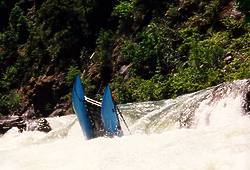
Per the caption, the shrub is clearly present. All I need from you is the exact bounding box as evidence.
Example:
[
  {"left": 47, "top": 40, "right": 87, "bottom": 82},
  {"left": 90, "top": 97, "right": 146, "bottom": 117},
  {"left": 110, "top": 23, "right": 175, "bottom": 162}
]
[
  {"left": 188, "top": 39, "right": 224, "bottom": 68},
  {"left": 221, "top": 17, "right": 246, "bottom": 37},
  {"left": 95, "top": 29, "right": 115, "bottom": 63},
  {"left": 112, "top": 0, "right": 135, "bottom": 19},
  {"left": 9, "top": 5, "right": 29, "bottom": 43},
  {"left": 0, "top": 90, "right": 21, "bottom": 115},
  {"left": 112, "top": 74, "right": 169, "bottom": 102},
  {"left": 121, "top": 20, "right": 178, "bottom": 78},
  {"left": 66, "top": 66, "right": 81, "bottom": 85},
  {"left": 225, "top": 56, "right": 250, "bottom": 80}
]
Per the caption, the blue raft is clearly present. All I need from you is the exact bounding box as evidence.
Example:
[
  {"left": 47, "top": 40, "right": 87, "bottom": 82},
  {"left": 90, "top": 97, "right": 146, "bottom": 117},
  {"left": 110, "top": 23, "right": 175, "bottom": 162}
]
[
  {"left": 72, "top": 75, "right": 93, "bottom": 139},
  {"left": 72, "top": 75, "right": 122, "bottom": 139},
  {"left": 101, "top": 85, "right": 122, "bottom": 136}
]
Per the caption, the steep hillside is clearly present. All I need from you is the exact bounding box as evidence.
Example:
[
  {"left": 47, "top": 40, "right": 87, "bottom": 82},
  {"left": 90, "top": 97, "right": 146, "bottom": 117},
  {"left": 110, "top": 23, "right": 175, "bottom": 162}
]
[{"left": 0, "top": 0, "right": 249, "bottom": 118}]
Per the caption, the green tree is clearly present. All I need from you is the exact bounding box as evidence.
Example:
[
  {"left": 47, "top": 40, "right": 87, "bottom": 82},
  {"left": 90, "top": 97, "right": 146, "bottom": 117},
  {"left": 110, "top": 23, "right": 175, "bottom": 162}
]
[{"left": 237, "top": 0, "right": 250, "bottom": 22}]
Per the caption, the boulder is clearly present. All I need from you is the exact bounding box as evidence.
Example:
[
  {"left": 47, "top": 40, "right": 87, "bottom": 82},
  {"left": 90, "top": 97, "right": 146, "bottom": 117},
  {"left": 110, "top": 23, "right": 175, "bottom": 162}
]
[
  {"left": 0, "top": 116, "right": 52, "bottom": 134},
  {"left": 0, "top": 116, "right": 26, "bottom": 134},
  {"left": 244, "top": 91, "right": 250, "bottom": 114},
  {"left": 26, "top": 118, "right": 52, "bottom": 133}
]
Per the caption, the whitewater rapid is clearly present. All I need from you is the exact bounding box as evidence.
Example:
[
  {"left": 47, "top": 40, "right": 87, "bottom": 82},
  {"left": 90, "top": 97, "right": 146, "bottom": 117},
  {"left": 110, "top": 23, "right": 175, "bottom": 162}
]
[{"left": 0, "top": 80, "right": 250, "bottom": 170}]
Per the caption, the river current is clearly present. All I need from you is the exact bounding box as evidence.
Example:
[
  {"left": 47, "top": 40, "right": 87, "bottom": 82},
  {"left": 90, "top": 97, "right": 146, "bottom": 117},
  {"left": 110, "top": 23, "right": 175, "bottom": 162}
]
[{"left": 0, "top": 79, "right": 250, "bottom": 170}]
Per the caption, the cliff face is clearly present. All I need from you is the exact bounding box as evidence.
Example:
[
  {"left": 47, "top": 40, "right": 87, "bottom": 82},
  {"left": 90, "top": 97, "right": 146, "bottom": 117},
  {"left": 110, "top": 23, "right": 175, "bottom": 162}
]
[{"left": 0, "top": 0, "right": 249, "bottom": 118}]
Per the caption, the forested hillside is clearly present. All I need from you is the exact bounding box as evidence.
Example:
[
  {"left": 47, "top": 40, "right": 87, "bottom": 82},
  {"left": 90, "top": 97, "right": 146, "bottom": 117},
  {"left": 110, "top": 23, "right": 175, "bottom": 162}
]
[{"left": 0, "top": 0, "right": 249, "bottom": 117}]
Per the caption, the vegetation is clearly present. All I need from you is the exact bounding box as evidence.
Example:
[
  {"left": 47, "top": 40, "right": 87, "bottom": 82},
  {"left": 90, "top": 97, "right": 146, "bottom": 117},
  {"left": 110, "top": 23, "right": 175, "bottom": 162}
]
[{"left": 0, "top": 0, "right": 249, "bottom": 115}]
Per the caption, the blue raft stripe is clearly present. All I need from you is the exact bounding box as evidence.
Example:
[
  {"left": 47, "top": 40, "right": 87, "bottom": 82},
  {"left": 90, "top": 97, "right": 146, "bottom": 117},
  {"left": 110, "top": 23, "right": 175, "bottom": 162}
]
[
  {"left": 72, "top": 75, "right": 93, "bottom": 139},
  {"left": 101, "top": 85, "right": 120, "bottom": 135}
]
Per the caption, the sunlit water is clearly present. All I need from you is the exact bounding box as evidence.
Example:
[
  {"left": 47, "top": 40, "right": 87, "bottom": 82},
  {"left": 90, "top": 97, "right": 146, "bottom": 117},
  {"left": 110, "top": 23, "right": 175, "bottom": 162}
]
[{"left": 0, "top": 80, "right": 250, "bottom": 170}]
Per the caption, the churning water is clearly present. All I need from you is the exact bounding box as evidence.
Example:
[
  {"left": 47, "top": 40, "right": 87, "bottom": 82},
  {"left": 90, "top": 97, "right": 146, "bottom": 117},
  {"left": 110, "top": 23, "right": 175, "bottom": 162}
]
[{"left": 0, "top": 80, "right": 250, "bottom": 170}]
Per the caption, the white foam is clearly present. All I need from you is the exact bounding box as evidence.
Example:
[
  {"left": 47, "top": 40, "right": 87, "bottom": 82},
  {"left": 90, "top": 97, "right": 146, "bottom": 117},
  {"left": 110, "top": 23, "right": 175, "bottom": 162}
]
[{"left": 0, "top": 80, "right": 249, "bottom": 170}]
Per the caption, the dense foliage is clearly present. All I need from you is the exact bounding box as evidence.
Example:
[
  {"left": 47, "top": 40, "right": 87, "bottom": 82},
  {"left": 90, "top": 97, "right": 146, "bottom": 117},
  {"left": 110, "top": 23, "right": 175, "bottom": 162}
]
[{"left": 0, "top": 0, "right": 249, "bottom": 115}]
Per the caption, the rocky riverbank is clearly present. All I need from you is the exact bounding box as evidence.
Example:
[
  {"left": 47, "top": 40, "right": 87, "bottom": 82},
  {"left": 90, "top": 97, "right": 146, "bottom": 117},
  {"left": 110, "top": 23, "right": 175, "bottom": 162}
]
[
  {"left": 0, "top": 116, "right": 51, "bottom": 134},
  {"left": 0, "top": 73, "right": 73, "bottom": 135}
]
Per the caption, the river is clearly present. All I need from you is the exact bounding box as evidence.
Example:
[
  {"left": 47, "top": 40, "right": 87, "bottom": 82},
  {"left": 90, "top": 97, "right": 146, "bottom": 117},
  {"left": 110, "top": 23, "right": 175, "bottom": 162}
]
[{"left": 0, "top": 79, "right": 250, "bottom": 170}]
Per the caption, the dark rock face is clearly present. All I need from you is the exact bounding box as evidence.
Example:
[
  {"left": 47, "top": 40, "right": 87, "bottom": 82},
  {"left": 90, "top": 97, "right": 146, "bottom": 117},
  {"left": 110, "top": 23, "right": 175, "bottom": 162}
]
[
  {"left": 18, "top": 73, "right": 70, "bottom": 118},
  {"left": 28, "top": 74, "right": 68, "bottom": 117}
]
